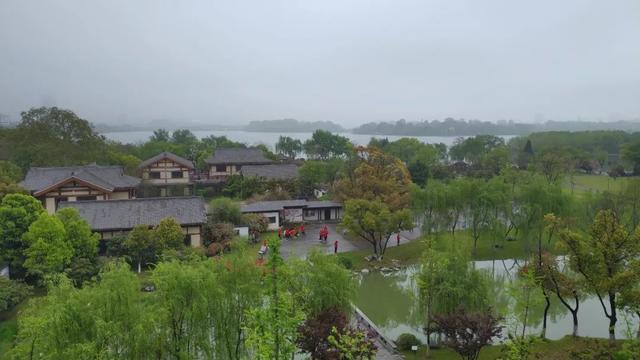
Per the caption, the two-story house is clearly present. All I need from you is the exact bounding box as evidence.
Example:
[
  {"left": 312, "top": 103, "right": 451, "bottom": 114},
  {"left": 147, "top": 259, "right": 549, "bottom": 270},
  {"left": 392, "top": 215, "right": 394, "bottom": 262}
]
[
  {"left": 20, "top": 165, "right": 140, "bottom": 214},
  {"left": 205, "top": 148, "right": 272, "bottom": 180},
  {"left": 138, "top": 152, "right": 195, "bottom": 196}
]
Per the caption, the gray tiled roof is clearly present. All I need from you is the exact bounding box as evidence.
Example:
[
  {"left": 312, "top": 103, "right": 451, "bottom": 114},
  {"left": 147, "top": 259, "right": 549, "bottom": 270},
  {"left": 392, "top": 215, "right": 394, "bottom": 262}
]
[
  {"left": 21, "top": 165, "right": 140, "bottom": 193},
  {"left": 59, "top": 196, "right": 207, "bottom": 231},
  {"left": 138, "top": 152, "right": 194, "bottom": 170},
  {"left": 306, "top": 200, "right": 343, "bottom": 209},
  {"left": 205, "top": 148, "right": 272, "bottom": 165},
  {"left": 241, "top": 199, "right": 342, "bottom": 213},
  {"left": 241, "top": 164, "right": 299, "bottom": 180}
]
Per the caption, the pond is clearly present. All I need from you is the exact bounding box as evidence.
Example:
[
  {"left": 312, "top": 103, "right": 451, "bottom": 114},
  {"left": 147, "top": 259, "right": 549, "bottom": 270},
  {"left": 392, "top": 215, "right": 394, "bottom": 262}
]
[{"left": 353, "top": 259, "right": 638, "bottom": 343}]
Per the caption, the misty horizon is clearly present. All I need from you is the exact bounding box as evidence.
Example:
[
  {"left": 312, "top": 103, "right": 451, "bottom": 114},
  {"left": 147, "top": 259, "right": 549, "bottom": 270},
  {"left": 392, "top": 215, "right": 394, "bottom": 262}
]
[{"left": 1, "top": 1, "right": 639, "bottom": 127}]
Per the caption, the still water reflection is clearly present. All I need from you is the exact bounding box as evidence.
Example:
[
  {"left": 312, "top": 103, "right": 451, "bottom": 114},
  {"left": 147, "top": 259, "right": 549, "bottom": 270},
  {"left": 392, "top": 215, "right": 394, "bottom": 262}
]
[{"left": 354, "top": 259, "right": 638, "bottom": 342}]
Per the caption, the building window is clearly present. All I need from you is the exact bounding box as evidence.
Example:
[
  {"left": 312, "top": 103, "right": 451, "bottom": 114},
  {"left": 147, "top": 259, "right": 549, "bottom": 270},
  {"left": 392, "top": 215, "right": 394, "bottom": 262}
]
[
  {"left": 77, "top": 196, "right": 97, "bottom": 201},
  {"left": 216, "top": 165, "right": 226, "bottom": 172},
  {"left": 268, "top": 216, "right": 277, "bottom": 224},
  {"left": 184, "top": 234, "right": 192, "bottom": 246},
  {"left": 149, "top": 172, "right": 161, "bottom": 179},
  {"left": 304, "top": 209, "right": 316, "bottom": 217},
  {"left": 171, "top": 171, "right": 184, "bottom": 179}
]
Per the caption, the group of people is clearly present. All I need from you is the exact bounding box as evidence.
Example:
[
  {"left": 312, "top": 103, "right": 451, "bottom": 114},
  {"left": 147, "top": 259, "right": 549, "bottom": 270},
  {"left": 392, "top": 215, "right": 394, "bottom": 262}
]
[
  {"left": 319, "top": 225, "right": 329, "bottom": 242},
  {"left": 278, "top": 224, "right": 306, "bottom": 239}
]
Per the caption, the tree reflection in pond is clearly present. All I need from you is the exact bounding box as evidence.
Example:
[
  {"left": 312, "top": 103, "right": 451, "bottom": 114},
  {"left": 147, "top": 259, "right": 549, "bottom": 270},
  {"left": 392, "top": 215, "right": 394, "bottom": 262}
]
[{"left": 354, "top": 259, "right": 638, "bottom": 342}]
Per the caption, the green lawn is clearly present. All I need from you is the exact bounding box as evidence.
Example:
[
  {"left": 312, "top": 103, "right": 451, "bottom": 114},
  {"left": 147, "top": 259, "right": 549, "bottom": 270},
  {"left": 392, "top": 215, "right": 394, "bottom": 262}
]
[
  {"left": 0, "top": 314, "right": 18, "bottom": 358},
  {"left": 339, "top": 230, "right": 552, "bottom": 271},
  {"left": 564, "top": 173, "right": 636, "bottom": 196},
  {"left": 402, "top": 336, "right": 625, "bottom": 359}
]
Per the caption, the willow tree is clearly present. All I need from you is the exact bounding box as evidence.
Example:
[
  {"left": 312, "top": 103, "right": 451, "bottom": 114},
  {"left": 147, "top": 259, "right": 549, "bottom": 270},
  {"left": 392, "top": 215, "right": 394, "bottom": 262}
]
[
  {"left": 560, "top": 210, "right": 640, "bottom": 341},
  {"left": 246, "top": 237, "right": 304, "bottom": 359},
  {"left": 417, "top": 242, "right": 491, "bottom": 351},
  {"left": 8, "top": 264, "right": 155, "bottom": 359}
]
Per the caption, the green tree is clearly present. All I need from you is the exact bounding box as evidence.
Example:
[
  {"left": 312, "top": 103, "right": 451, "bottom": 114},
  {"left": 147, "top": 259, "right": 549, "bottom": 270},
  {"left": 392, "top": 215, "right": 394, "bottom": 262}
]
[
  {"left": 209, "top": 197, "right": 243, "bottom": 224},
  {"left": 154, "top": 217, "right": 186, "bottom": 250},
  {"left": 55, "top": 207, "right": 100, "bottom": 286},
  {"left": 152, "top": 260, "right": 216, "bottom": 358},
  {"left": 9, "top": 264, "right": 155, "bottom": 359},
  {"left": 210, "top": 244, "right": 263, "bottom": 359},
  {"left": 621, "top": 138, "right": 640, "bottom": 175},
  {"left": 417, "top": 242, "right": 492, "bottom": 351},
  {"left": 22, "top": 213, "right": 74, "bottom": 282},
  {"left": 10, "top": 107, "right": 109, "bottom": 169},
  {"left": 55, "top": 208, "right": 99, "bottom": 260},
  {"left": 342, "top": 199, "right": 413, "bottom": 259},
  {"left": 300, "top": 250, "right": 354, "bottom": 316},
  {"left": 450, "top": 135, "right": 505, "bottom": 164},
  {"left": 0, "top": 277, "right": 31, "bottom": 312},
  {"left": 303, "top": 130, "right": 352, "bottom": 160},
  {"left": 0, "top": 194, "right": 44, "bottom": 279},
  {"left": 0, "top": 182, "right": 28, "bottom": 200},
  {"left": 532, "top": 149, "right": 573, "bottom": 184},
  {"left": 560, "top": 210, "right": 640, "bottom": 341},
  {"left": 150, "top": 128, "right": 170, "bottom": 142},
  {"left": 246, "top": 237, "right": 304, "bottom": 359},
  {"left": 0, "top": 160, "right": 22, "bottom": 183},
  {"left": 540, "top": 252, "right": 582, "bottom": 337},
  {"left": 506, "top": 266, "right": 545, "bottom": 340},
  {"left": 275, "top": 136, "right": 303, "bottom": 159},
  {"left": 334, "top": 146, "right": 412, "bottom": 210},
  {"left": 125, "top": 225, "right": 156, "bottom": 273},
  {"left": 411, "top": 181, "right": 448, "bottom": 236}
]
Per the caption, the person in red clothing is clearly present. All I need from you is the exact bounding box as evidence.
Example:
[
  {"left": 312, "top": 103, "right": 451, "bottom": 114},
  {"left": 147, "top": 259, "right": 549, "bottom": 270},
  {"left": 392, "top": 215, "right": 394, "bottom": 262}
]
[
  {"left": 321, "top": 227, "right": 329, "bottom": 241},
  {"left": 396, "top": 233, "right": 401, "bottom": 246},
  {"left": 333, "top": 239, "right": 339, "bottom": 254}
]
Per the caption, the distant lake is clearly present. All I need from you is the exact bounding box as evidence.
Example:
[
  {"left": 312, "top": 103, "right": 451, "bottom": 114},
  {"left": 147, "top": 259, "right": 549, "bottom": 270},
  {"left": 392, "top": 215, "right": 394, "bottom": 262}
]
[{"left": 102, "top": 130, "right": 516, "bottom": 149}]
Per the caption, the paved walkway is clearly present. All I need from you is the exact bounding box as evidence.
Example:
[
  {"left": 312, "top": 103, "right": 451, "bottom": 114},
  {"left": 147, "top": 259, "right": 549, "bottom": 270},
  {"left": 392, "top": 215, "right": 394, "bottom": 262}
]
[{"left": 278, "top": 223, "right": 422, "bottom": 260}]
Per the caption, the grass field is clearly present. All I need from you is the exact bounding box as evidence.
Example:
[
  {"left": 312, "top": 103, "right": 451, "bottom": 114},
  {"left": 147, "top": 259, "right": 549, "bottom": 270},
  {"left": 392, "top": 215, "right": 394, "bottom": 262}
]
[
  {"left": 0, "top": 314, "right": 18, "bottom": 359},
  {"left": 338, "top": 230, "right": 554, "bottom": 270},
  {"left": 564, "top": 173, "right": 637, "bottom": 196}
]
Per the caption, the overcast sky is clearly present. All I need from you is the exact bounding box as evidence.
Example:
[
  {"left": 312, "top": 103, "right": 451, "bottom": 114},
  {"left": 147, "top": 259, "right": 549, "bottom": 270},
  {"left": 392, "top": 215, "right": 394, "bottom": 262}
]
[{"left": 1, "top": 0, "right": 639, "bottom": 126}]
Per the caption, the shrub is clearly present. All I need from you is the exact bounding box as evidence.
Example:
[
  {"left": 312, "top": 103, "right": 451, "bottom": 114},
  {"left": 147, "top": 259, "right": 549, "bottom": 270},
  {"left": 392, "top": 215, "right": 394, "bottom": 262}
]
[
  {"left": 395, "top": 333, "right": 421, "bottom": 351},
  {"left": 0, "top": 277, "right": 32, "bottom": 312},
  {"left": 209, "top": 197, "right": 242, "bottom": 224},
  {"left": 241, "top": 213, "right": 269, "bottom": 234},
  {"left": 203, "top": 222, "right": 236, "bottom": 246},
  {"left": 336, "top": 255, "right": 353, "bottom": 270}
]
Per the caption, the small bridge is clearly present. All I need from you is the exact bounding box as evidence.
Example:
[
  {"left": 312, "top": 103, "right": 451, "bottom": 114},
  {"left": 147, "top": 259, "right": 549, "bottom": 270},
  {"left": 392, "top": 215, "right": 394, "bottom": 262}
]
[{"left": 352, "top": 305, "right": 404, "bottom": 359}]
